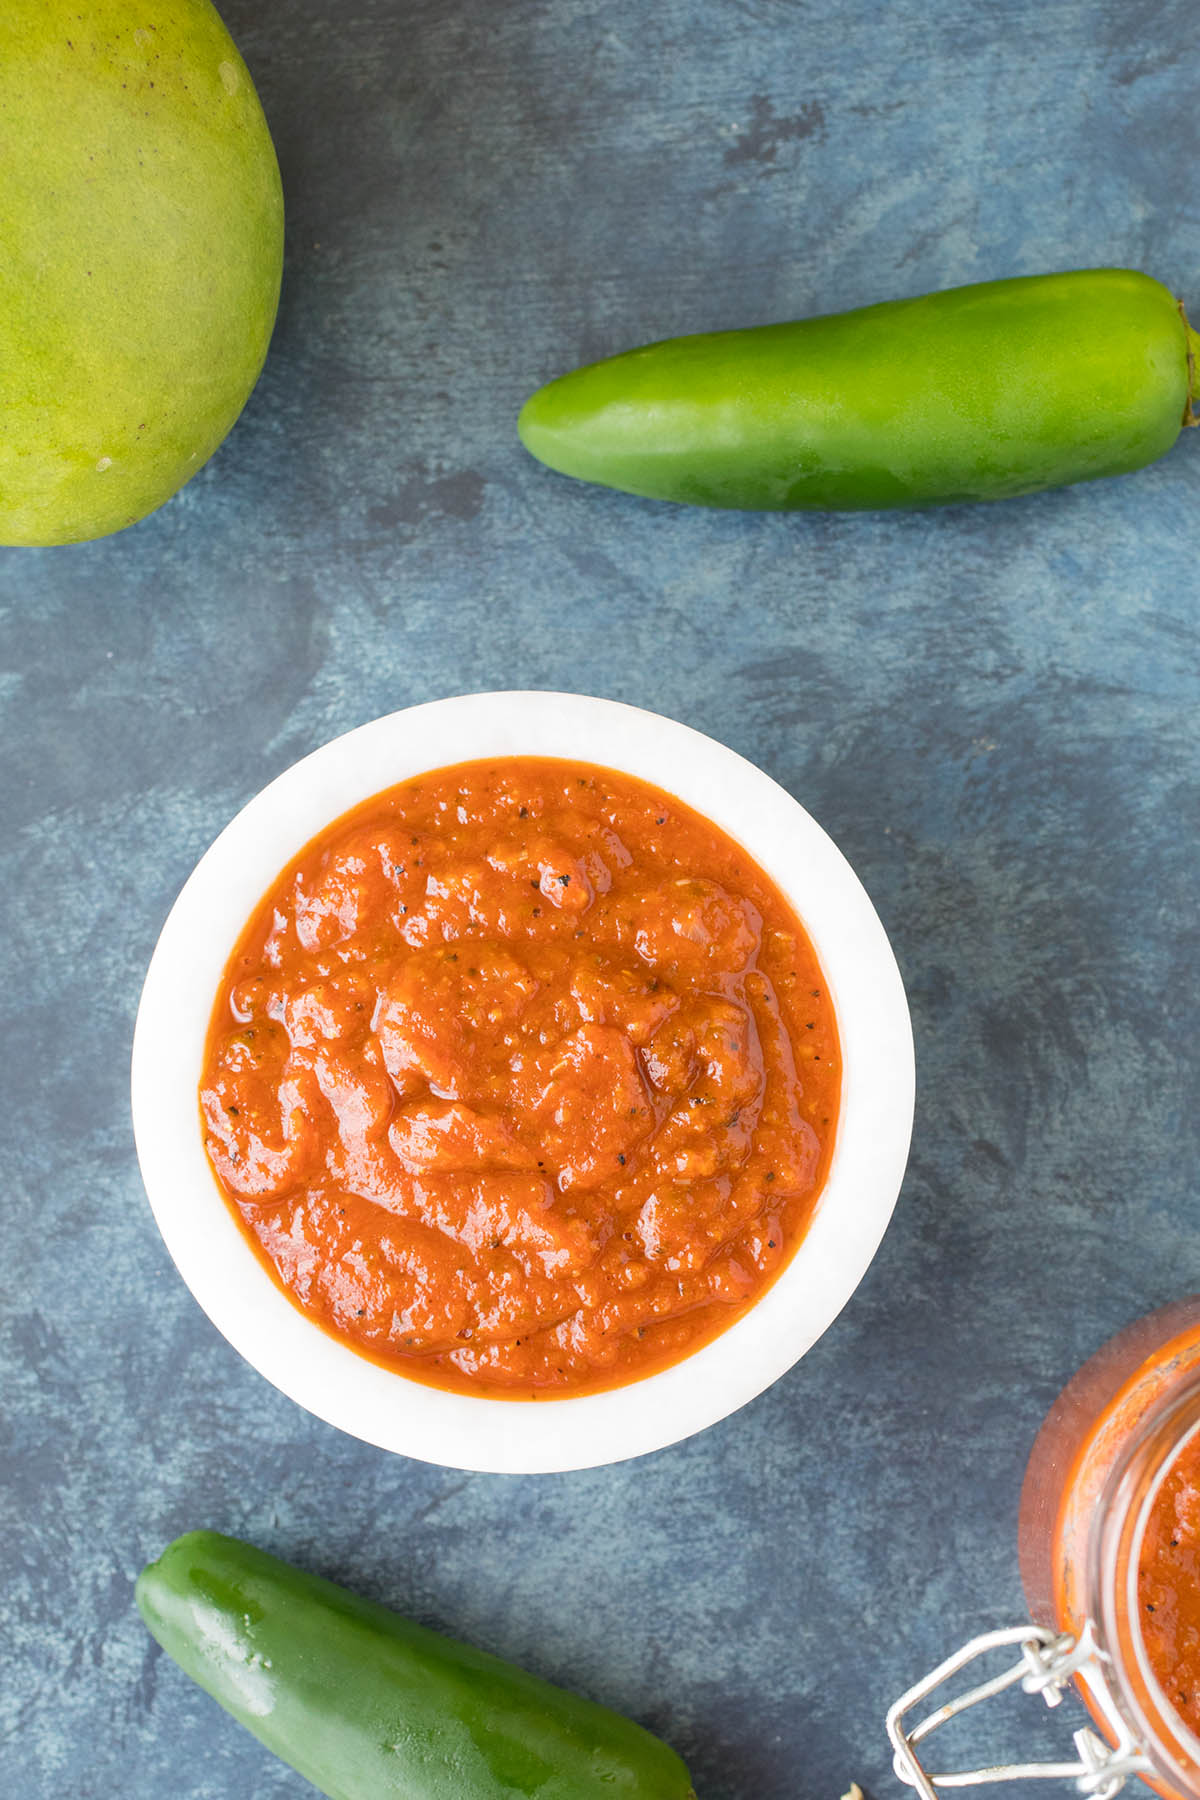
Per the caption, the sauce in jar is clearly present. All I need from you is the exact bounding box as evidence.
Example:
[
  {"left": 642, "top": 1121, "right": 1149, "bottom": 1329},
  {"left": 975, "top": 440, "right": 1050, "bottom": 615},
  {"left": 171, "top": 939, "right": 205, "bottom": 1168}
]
[
  {"left": 1020, "top": 1300, "right": 1200, "bottom": 1797},
  {"left": 199, "top": 757, "right": 841, "bottom": 1398},
  {"left": 1140, "top": 1431, "right": 1200, "bottom": 1739}
]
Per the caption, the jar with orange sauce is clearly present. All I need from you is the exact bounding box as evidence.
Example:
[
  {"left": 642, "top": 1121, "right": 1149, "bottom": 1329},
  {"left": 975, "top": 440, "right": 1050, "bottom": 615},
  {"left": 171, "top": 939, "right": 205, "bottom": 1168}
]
[{"left": 888, "top": 1299, "right": 1200, "bottom": 1800}]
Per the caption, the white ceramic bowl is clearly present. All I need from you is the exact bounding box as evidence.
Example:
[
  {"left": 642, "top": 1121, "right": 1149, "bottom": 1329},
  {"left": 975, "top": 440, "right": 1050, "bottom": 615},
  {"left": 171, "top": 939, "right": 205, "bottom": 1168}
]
[{"left": 132, "top": 692, "right": 914, "bottom": 1472}]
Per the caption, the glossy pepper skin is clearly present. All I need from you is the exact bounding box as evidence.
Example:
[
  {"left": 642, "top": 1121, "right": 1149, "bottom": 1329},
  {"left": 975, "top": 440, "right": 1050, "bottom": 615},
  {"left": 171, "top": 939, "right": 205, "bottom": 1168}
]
[
  {"left": 518, "top": 269, "right": 1199, "bottom": 509},
  {"left": 136, "top": 1532, "right": 696, "bottom": 1800}
]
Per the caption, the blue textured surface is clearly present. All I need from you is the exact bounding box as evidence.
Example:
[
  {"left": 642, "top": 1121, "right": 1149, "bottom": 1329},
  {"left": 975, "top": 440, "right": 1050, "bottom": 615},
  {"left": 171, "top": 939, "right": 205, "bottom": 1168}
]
[{"left": 3, "top": 1, "right": 1200, "bottom": 1795}]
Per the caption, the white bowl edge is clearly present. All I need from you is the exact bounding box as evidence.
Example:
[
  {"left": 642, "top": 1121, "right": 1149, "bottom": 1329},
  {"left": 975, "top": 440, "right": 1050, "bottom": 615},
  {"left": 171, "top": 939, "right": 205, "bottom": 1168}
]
[{"left": 131, "top": 691, "right": 915, "bottom": 1473}]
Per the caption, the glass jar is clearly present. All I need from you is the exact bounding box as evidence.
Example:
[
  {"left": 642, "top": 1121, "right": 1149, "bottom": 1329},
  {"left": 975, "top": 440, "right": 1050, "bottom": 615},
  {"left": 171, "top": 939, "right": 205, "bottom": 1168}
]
[{"left": 889, "top": 1299, "right": 1200, "bottom": 1800}]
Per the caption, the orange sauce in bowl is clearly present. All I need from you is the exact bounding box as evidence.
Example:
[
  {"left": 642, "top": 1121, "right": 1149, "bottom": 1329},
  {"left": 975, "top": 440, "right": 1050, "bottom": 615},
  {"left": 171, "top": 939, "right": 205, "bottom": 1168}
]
[{"left": 199, "top": 758, "right": 841, "bottom": 1398}]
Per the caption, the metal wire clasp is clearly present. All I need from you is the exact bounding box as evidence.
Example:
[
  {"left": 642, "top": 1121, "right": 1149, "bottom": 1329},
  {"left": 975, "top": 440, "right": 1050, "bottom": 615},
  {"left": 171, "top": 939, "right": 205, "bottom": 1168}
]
[{"left": 886, "top": 1623, "right": 1155, "bottom": 1800}]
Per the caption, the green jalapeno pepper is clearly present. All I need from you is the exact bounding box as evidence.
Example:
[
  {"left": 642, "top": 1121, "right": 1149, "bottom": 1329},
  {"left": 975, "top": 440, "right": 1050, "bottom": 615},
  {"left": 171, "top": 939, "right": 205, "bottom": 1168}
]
[
  {"left": 136, "top": 1531, "right": 696, "bottom": 1800},
  {"left": 518, "top": 269, "right": 1198, "bottom": 509}
]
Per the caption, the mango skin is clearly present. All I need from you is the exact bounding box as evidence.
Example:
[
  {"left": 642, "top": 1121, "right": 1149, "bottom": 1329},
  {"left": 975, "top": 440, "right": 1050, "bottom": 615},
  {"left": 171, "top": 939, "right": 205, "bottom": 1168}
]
[
  {"left": 0, "top": 0, "right": 284, "bottom": 546},
  {"left": 519, "top": 270, "right": 1197, "bottom": 510}
]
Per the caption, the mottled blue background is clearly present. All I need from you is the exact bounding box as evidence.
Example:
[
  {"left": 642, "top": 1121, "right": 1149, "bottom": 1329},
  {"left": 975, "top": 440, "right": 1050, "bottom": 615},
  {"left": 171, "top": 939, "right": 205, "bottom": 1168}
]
[{"left": 3, "top": 0, "right": 1200, "bottom": 1795}]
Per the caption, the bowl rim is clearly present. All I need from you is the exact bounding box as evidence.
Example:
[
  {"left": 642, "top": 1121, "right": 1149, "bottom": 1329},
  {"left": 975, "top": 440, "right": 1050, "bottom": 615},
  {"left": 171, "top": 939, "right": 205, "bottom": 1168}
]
[{"left": 131, "top": 690, "right": 914, "bottom": 1472}]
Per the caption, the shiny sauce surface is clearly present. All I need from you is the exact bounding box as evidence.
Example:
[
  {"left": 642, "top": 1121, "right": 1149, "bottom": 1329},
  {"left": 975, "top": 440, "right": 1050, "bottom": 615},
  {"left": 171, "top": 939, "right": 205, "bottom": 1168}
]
[{"left": 200, "top": 758, "right": 841, "bottom": 1397}]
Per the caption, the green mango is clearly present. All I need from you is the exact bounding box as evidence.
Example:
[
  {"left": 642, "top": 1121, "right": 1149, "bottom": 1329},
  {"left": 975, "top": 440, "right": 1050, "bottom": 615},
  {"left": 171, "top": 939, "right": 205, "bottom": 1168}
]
[{"left": 0, "top": 0, "right": 283, "bottom": 545}]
